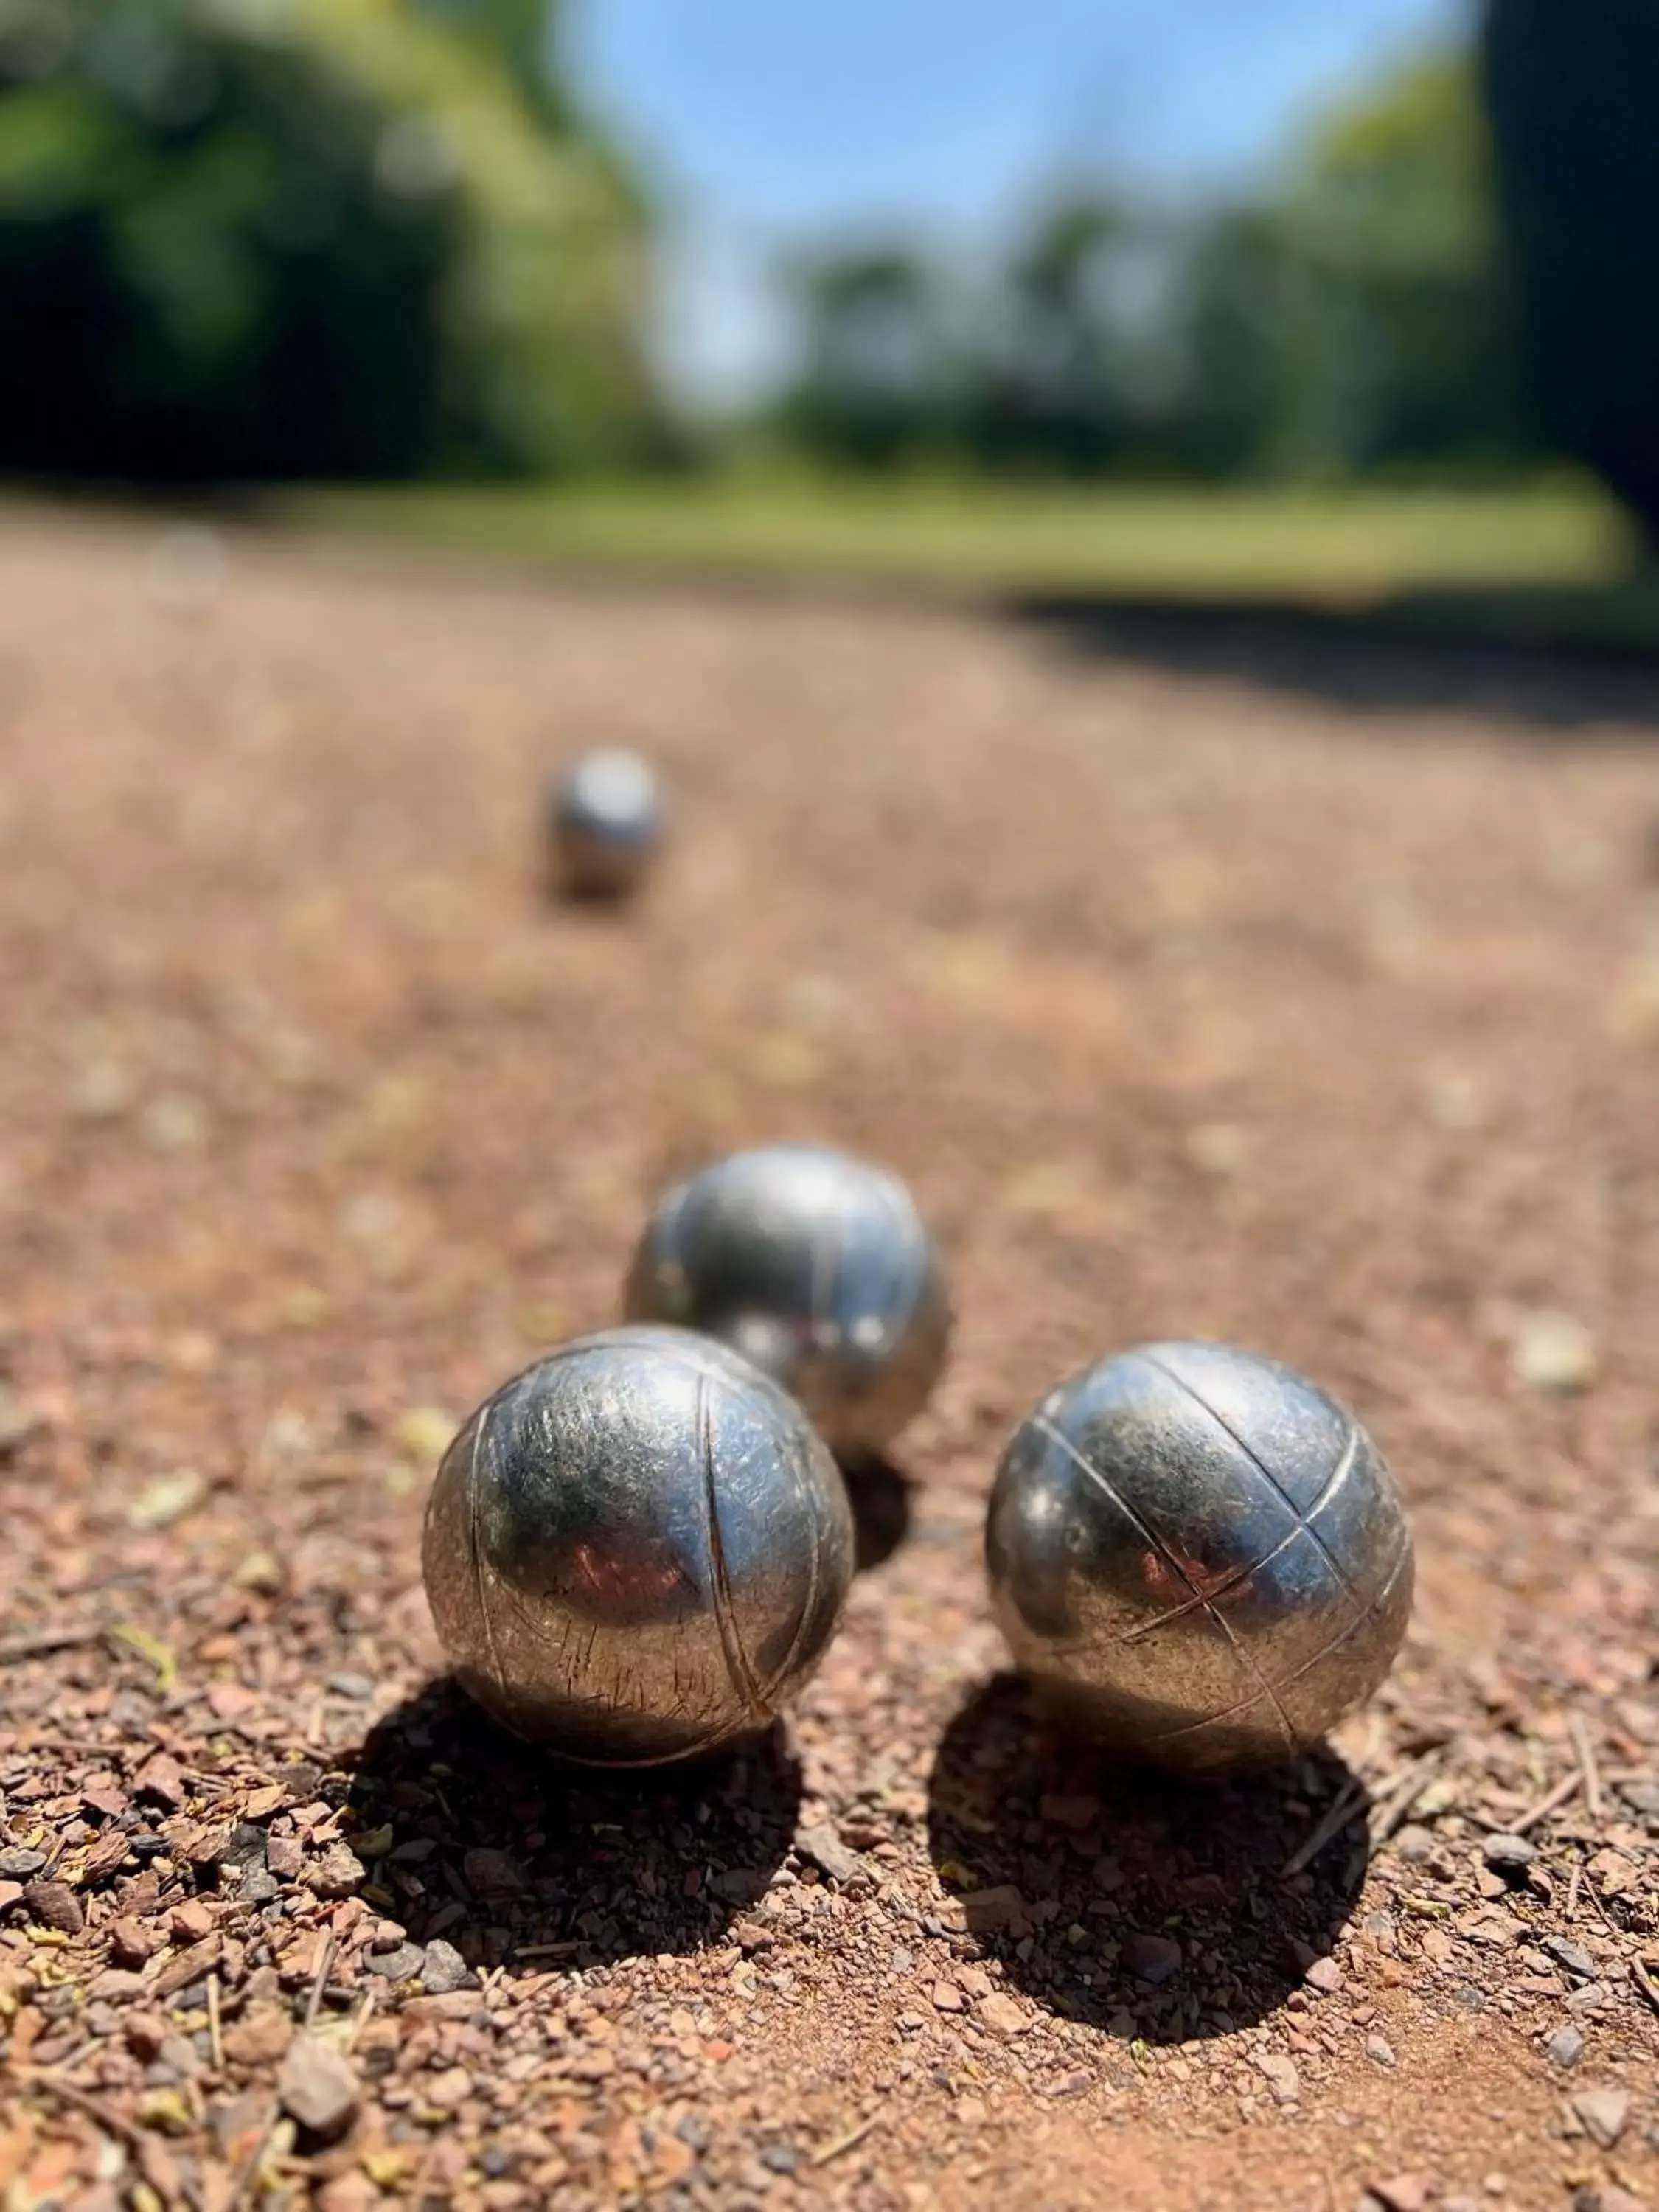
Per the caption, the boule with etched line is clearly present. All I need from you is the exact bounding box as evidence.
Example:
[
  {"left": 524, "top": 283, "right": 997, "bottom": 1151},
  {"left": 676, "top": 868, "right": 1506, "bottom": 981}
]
[
  {"left": 625, "top": 1144, "right": 950, "bottom": 1460},
  {"left": 985, "top": 1341, "right": 1413, "bottom": 1773},
  {"left": 422, "top": 1326, "right": 853, "bottom": 1765}
]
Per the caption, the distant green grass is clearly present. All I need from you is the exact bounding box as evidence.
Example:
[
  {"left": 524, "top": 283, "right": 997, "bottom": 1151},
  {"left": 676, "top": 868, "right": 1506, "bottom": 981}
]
[{"left": 282, "top": 474, "right": 1659, "bottom": 648}]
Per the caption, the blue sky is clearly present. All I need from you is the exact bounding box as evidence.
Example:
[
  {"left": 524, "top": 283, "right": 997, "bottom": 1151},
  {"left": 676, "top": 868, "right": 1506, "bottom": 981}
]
[{"left": 566, "top": 0, "right": 1469, "bottom": 408}]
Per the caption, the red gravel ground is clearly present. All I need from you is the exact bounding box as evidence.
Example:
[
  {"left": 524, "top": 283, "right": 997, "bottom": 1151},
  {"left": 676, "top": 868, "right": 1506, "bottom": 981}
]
[{"left": 1, "top": 509, "right": 1658, "bottom": 2212}]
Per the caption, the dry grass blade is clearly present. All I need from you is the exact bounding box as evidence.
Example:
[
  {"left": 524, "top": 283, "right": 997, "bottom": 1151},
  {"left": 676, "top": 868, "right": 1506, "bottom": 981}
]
[
  {"left": 1284, "top": 1775, "right": 1370, "bottom": 1879},
  {"left": 1512, "top": 1770, "right": 1583, "bottom": 1835},
  {"left": 11, "top": 2068, "right": 146, "bottom": 2147},
  {"left": 1567, "top": 1713, "right": 1604, "bottom": 1823},
  {"left": 810, "top": 2110, "right": 886, "bottom": 2168}
]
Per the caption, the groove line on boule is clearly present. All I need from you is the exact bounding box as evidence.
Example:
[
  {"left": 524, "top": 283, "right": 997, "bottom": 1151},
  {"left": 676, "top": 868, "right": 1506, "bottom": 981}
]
[
  {"left": 698, "top": 1371, "right": 767, "bottom": 1719},
  {"left": 1136, "top": 1353, "right": 1368, "bottom": 1621},
  {"left": 1032, "top": 1413, "right": 1299, "bottom": 1755}
]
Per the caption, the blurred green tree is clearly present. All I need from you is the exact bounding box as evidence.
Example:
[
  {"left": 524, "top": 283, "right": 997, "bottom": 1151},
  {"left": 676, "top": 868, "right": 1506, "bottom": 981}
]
[
  {"left": 0, "top": 0, "right": 653, "bottom": 481},
  {"left": 782, "top": 245, "right": 958, "bottom": 467},
  {"left": 1484, "top": 0, "right": 1659, "bottom": 535}
]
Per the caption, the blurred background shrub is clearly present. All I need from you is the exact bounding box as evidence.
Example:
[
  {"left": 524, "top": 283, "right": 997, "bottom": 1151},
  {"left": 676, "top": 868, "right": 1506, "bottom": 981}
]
[
  {"left": 0, "top": 0, "right": 655, "bottom": 481},
  {"left": 782, "top": 46, "right": 1537, "bottom": 489}
]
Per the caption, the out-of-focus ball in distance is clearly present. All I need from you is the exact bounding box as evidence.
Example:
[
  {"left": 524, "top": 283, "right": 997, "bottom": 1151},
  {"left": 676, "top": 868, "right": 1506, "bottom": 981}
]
[
  {"left": 986, "top": 1341, "right": 1413, "bottom": 1773},
  {"left": 422, "top": 1326, "right": 853, "bottom": 1765},
  {"left": 550, "top": 747, "right": 663, "bottom": 897},
  {"left": 624, "top": 1144, "right": 950, "bottom": 1459}
]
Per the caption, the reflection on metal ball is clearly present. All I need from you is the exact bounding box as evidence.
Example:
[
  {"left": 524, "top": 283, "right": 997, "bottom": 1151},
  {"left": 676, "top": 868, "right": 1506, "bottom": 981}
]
[
  {"left": 549, "top": 748, "right": 663, "bottom": 897},
  {"left": 422, "top": 1326, "right": 853, "bottom": 1765},
  {"left": 624, "top": 1144, "right": 950, "bottom": 1459},
  {"left": 986, "top": 1341, "right": 1413, "bottom": 1773}
]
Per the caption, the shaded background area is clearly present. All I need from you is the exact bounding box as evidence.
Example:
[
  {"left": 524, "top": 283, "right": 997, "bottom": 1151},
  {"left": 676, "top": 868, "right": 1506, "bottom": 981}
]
[{"left": 3, "top": 0, "right": 1659, "bottom": 655}]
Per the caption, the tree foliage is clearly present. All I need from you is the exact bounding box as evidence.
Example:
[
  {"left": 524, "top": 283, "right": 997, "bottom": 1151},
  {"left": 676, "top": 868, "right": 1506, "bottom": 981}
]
[
  {"left": 783, "top": 48, "right": 1536, "bottom": 485},
  {"left": 0, "top": 0, "right": 653, "bottom": 481}
]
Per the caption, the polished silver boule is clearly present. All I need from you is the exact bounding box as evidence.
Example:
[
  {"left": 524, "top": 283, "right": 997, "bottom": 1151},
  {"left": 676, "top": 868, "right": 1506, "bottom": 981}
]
[
  {"left": 549, "top": 747, "right": 663, "bottom": 897},
  {"left": 422, "top": 1326, "right": 853, "bottom": 1765},
  {"left": 986, "top": 1341, "right": 1413, "bottom": 1773},
  {"left": 624, "top": 1144, "right": 950, "bottom": 1459}
]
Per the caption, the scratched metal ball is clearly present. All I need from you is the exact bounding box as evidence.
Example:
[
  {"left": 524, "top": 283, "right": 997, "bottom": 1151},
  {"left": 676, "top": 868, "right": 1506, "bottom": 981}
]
[
  {"left": 422, "top": 1326, "right": 854, "bottom": 1765},
  {"left": 624, "top": 1144, "right": 950, "bottom": 1458},
  {"left": 986, "top": 1342, "right": 1413, "bottom": 1773},
  {"left": 549, "top": 748, "right": 663, "bottom": 897}
]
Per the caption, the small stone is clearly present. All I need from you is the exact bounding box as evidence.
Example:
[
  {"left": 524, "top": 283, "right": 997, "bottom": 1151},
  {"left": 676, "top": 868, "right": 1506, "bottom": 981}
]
[
  {"left": 278, "top": 2034, "right": 360, "bottom": 2141},
  {"left": 327, "top": 1673, "right": 374, "bottom": 1701},
  {"left": 1253, "top": 2051, "right": 1300, "bottom": 2104},
  {"left": 1618, "top": 1780, "right": 1659, "bottom": 1818},
  {"left": 424, "top": 2065, "right": 473, "bottom": 2111},
  {"left": 1037, "top": 1793, "right": 1100, "bottom": 1833},
  {"left": 363, "top": 1943, "right": 424, "bottom": 1982},
  {"left": 420, "top": 1939, "right": 477, "bottom": 1996},
  {"left": 461, "top": 1848, "right": 525, "bottom": 1896},
  {"left": 220, "top": 1824, "right": 268, "bottom": 1871},
  {"left": 1511, "top": 1312, "right": 1597, "bottom": 1394},
  {"left": 979, "top": 1993, "right": 1027, "bottom": 2037},
  {"left": 1365, "top": 2034, "right": 1397, "bottom": 2069},
  {"left": 931, "top": 1981, "right": 964, "bottom": 2013},
  {"left": 1572, "top": 2087, "right": 1631, "bottom": 2149},
  {"left": 126, "top": 1469, "right": 207, "bottom": 1530},
  {"left": 1121, "top": 1932, "right": 1182, "bottom": 1986},
  {"left": 223, "top": 2010, "right": 293, "bottom": 2067},
  {"left": 1481, "top": 1834, "right": 1536, "bottom": 1882},
  {"left": 0, "top": 1849, "right": 46, "bottom": 1879},
  {"left": 1393, "top": 1825, "right": 1434, "bottom": 1864},
  {"left": 108, "top": 1919, "right": 160, "bottom": 1969},
  {"left": 759, "top": 2146, "right": 797, "bottom": 2175},
  {"left": 23, "top": 1880, "right": 83, "bottom": 1934},
  {"left": 1548, "top": 2025, "right": 1586, "bottom": 2069},
  {"left": 1543, "top": 1938, "right": 1599, "bottom": 1983},
  {"left": 1367, "top": 2177, "right": 1430, "bottom": 2212},
  {"left": 171, "top": 1900, "right": 215, "bottom": 1944},
  {"left": 796, "top": 1823, "right": 860, "bottom": 1886},
  {"left": 307, "top": 1843, "right": 366, "bottom": 1899},
  {"left": 134, "top": 1755, "right": 187, "bottom": 1811},
  {"left": 240, "top": 1868, "right": 280, "bottom": 1906},
  {"left": 1305, "top": 1956, "right": 1343, "bottom": 1994}
]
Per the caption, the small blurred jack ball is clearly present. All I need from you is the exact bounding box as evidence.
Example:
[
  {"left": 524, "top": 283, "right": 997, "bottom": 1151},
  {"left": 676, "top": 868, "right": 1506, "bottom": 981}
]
[{"left": 549, "top": 746, "right": 664, "bottom": 900}]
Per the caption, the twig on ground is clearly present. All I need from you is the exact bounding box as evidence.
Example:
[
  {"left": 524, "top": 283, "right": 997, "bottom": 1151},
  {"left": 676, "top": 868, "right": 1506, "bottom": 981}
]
[
  {"left": 1283, "top": 1775, "right": 1370, "bottom": 1879},
  {"left": 347, "top": 1986, "right": 378, "bottom": 2051},
  {"left": 206, "top": 1972, "right": 224, "bottom": 2073},
  {"left": 0, "top": 1626, "right": 104, "bottom": 1665},
  {"left": 810, "top": 2110, "right": 885, "bottom": 2169},
  {"left": 1513, "top": 1771, "right": 1582, "bottom": 1835},
  {"left": 1368, "top": 1750, "right": 1444, "bottom": 1848},
  {"left": 304, "top": 1933, "right": 338, "bottom": 2030},
  {"left": 1567, "top": 1713, "right": 1604, "bottom": 1824},
  {"left": 1630, "top": 1958, "right": 1659, "bottom": 2020},
  {"left": 1565, "top": 1859, "right": 1582, "bottom": 1921},
  {"left": 11, "top": 2067, "right": 147, "bottom": 2146}
]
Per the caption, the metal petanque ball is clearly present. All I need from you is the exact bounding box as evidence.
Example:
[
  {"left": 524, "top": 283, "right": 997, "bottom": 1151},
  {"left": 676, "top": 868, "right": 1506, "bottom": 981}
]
[
  {"left": 549, "top": 747, "right": 663, "bottom": 898},
  {"left": 624, "top": 1144, "right": 950, "bottom": 1459},
  {"left": 986, "top": 1341, "right": 1413, "bottom": 1773},
  {"left": 422, "top": 1326, "right": 854, "bottom": 1765}
]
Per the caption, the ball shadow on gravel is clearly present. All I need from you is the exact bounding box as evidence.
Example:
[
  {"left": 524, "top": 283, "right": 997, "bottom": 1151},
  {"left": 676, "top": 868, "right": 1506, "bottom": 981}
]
[
  {"left": 926, "top": 1675, "right": 1367, "bottom": 2045},
  {"left": 345, "top": 1677, "right": 801, "bottom": 1977},
  {"left": 838, "top": 1453, "right": 914, "bottom": 1573}
]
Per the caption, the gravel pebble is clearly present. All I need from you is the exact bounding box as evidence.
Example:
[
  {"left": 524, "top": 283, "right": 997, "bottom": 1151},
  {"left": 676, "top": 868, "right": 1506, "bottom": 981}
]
[
  {"left": 1543, "top": 1938, "right": 1599, "bottom": 1982},
  {"left": 1547, "top": 2025, "right": 1586, "bottom": 2068},
  {"left": 420, "top": 1939, "right": 477, "bottom": 1996},
  {"left": 278, "top": 2035, "right": 360, "bottom": 2141},
  {"left": 1121, "top": 1932, "right": 1182, "bottom": 1986},
  {"left": 1481, "top": 1834, "right": 1536, "bottom": 1880}
]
